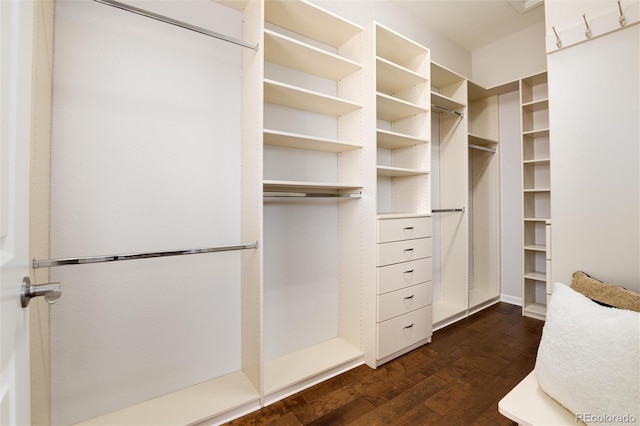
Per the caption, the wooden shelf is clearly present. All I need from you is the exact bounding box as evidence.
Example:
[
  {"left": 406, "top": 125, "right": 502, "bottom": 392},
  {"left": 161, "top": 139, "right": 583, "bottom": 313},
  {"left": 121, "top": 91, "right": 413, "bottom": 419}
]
[
  {"left": 432, "top": 300, "right": 467, "bottom": 327},
  {"left": 264, "top": 30, "right": 362, "bottom": 81},
  {"left": 264, "top": 0, "right": 362, "bottom": 49},
  {"left": 263, "top": 180, "right": 362, "bottom": 192},
  {"left": 523, "top": 302, "right": 547, "bottom": 319},
  {"left": 522, "top": 98, "right": 549, "bottom": 112},
  {"left": 522, "top": 128, "right": 550, "bottom": 138},
  {"left": 264, "top": 129, "right": 361, "bottom": 153},
  {"left": 377, "top": 165, "right": 429, "bottom": 177},
  {"left": 469, "top": 133, "right": 498, "bottom": 146},
  {"left": 377, "top": 92, "right": 427, "bottom": 122},
  {"left": 469, "top": 287, "right": 500, "bottom": 310},
  {"left": 264, "top": 79, "right": 362, "bottom": 117},
  {"left": 468, "top": 79, "right": 519, "bottom": 101},
  {"left": 376, "top": 57, "right": 426, "bottom": 95},
  {"left": 431, "top": 62, "right": 465, "bottom": 89},
  {"left": 376, "top": 129, "right": 427, "bottom": 150},
  {"left": 78, "top": 371, "right": 259, "bottom": 426},
  {"left": 431, "top": 91, "right": 465, "bottom": 112},
  {"left": 263, "top": 338, "right": 363, "bottom": 404},
  {"left": 523, "top": 158, "right": 550, "bottom": 165},
  {"left": 523, "top": 188, "right": 551, "bottom": 192},
  {"left": 377, "top": 212, "right": 431, "bottom": 220},
  {"left": 376, "top": 24, "right": 427, "bottom": 71},
  {"left": 524, "top": 271, "right": 546, "bottom": 281},
  {"left": 524, "top": 244, "right": 546, "bottom": 252}
]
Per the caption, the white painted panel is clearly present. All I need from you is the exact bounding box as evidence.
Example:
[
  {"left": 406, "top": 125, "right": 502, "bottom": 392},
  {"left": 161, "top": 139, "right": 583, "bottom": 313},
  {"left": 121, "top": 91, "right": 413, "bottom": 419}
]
[
  {"left": 263, "top": 199, "right": 339, "bottom": 361},
  {"left": 48, "top": 1, "right": 243, "bottom": 424},
  {"left": 499, "top": 90, "right": 523, "bottom": 302},
  {"left": 548, "top": 25, "right": 639, "bottom": 291}
]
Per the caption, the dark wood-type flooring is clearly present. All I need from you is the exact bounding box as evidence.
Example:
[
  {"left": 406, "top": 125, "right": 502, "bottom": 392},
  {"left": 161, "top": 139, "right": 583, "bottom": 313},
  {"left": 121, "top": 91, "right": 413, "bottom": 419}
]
[{"left": 226, "top": 302, "right": 544, "bottom": 426}]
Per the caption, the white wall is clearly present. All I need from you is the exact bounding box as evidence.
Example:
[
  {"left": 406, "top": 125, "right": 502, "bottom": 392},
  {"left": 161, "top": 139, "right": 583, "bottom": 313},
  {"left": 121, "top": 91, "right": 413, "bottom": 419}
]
[
  {"left": 311, "top": 0, "right": 472, "bottom": 77},
  {"left": 472, "top": 22, "right": 547, "bottom": 87},
  {"left": 545, "top": 1, "right": 640, "bottom": 290}
]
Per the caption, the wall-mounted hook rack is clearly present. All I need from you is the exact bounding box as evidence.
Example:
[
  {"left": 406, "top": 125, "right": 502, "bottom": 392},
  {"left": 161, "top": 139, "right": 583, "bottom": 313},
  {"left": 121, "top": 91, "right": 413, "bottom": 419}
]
[
  {"left": 582, "top": 14, "right": 592, "bottom": 38},
  {"left": 618, "top": 0, "right": 627, "bottom": 26},
  {"left": 552, "top": 26, "right": 562, "bottom": 48}
]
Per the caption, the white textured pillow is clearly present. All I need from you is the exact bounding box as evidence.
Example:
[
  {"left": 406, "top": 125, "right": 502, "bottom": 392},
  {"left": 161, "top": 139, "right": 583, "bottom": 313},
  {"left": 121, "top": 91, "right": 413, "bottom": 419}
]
[{"left": 535, "top": 282, "right": 640, "bottom": 426}]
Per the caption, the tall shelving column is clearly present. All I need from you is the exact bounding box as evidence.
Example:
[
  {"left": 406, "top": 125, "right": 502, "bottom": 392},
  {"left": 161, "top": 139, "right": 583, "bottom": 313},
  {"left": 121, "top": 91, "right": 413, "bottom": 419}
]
[
  {"left": 467, "top": 82, "right": 502, "bottom": 313},
  {"left": 261, "top": 0, "right": 366, "bottom": 404},
  {"left": 520, "top": 71, "right": 550, "bottom": 320},
  {"left": 430, "top": 63, "right": 468, "bottom": 330},
  {"left": 365, "top": 22, "right": 432, "bottom": 368}
]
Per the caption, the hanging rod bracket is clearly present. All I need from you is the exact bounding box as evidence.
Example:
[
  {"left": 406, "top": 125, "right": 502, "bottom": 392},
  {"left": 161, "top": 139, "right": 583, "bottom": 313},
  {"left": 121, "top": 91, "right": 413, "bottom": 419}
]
[{"left": 93, "top": 0, "right": 259, "bottom": 50}]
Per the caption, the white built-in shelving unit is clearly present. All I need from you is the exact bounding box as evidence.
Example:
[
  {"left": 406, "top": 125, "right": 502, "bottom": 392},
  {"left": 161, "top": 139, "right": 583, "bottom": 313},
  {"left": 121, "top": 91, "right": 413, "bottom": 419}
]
[
  {"left": 261, "top": 0, "right": 366, "bottom": 405},
  {"left": 467, "top": 81, "right": 502, "bottom": 313},
  {"left": 366, "top": 23, "right": 433, "bottom": 368},
  {"left": 430, "top": 62, "right": 469, "bottom": 329},
  {"left": 520, "top": 71, "right": 551, "bottom": 320}
]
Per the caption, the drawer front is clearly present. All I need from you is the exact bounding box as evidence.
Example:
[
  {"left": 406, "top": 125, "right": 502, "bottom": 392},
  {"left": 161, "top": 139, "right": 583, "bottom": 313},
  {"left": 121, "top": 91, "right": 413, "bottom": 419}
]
[
  {"left": 377, "top": 282, "right": 432, "bottom": 322},
  {"left": 377, "top": 306, "right": 432, "bottom": 360},
  {"left": 377, "top": 238, "right": 432, "bottom": 267},
  {"left": 377, "top": 216, "right": 433, "bottom": 243},
  {"left": 377, "top": 257, "right": 433, "bottom": 294}
]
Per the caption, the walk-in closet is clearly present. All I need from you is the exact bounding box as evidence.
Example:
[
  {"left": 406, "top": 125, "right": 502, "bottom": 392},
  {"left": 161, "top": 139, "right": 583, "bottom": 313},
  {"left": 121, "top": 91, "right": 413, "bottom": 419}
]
[{"left": 32, "top": 1, "right": 511, "bottom": 422}]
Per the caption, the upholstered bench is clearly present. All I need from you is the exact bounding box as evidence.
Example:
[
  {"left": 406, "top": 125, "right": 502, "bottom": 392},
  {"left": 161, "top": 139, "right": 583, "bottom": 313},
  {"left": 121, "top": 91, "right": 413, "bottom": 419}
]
[{"left": 499, "top": 273, "right": 640, "bottom": 426}]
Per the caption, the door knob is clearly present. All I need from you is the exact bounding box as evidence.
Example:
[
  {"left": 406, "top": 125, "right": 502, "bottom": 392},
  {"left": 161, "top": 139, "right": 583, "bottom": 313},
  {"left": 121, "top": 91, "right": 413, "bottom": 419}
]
[{"left": 21, "top": 276, "right": 61, "bottom": 308}]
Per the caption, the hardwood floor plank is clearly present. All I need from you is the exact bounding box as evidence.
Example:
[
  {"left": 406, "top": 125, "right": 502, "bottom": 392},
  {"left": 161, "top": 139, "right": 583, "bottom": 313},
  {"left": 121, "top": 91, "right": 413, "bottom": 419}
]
[{"left": 224, "top": 303, "right": 544, "bottom": 425}]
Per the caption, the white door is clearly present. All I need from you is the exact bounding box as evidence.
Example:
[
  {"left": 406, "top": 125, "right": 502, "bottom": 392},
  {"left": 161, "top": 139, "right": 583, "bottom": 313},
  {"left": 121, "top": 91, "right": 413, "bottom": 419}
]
[{"left": 0, "top": 0, "right": 35, "bottom": 424}]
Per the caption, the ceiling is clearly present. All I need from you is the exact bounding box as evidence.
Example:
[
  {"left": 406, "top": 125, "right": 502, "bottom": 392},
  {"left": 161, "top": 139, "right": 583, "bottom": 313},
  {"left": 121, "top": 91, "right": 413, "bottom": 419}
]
[{"left": 391, "top": 0, "right": 546, "bottom": 51}]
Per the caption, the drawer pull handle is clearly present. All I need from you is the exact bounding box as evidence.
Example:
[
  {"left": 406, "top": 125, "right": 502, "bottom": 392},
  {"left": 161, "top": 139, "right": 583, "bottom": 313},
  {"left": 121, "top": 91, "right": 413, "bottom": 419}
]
[
  {"left": 403, "top": 227, "right": 414, "bottom": 230},
  {"left": 403, "top": 323, "right": 414, "bottom": 329},
  {"left": 403, "top": 294, "right": 414, "bottom": 300},
  {"left": 403, "top": 248, "right": 414, "bottom": 252},
  {"left": 404, "top": 269, "right": 414, "bottom": 274}
]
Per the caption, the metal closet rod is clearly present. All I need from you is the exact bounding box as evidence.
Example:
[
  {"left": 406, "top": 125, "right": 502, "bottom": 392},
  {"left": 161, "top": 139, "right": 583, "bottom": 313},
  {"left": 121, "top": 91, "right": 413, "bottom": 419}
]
[
  {"left": 93, "top": 0, "right": 259, "bottom": 50},
  {"left": 432, "top": 207, "right": 466, "bottom": 213},
  {"left": 431, "top": 104, "right": 464, "bottom": 118},
  {"left": 264, "top": 192, "right": 362, "bottom": 198},
  {"left": 33, "top": 242, "right": 258, "bottom": 269},
  {"left": 469, "top": 144, "right": 496, "bottom": 153}
]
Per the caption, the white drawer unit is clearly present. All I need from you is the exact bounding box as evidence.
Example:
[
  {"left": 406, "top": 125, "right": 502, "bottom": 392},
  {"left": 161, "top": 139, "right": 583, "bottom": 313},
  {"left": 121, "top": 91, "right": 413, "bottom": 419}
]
[
  {"left": 377, "top": 306, "right": 433, "bottom": 360},
  {"left": 377, "top": 237, "right": 432, "bottom": 267},
  {"left": 377, "top": 282, "right": 433, "bottom": 322},
  {"left": 377, "top": 216, "right": 433, "bottom": 243},
  {"left": 377, "top": 257, "right": 433, "bottom": 294},
  {"left": 375, "top": 216, "right": 433, "bottom": 365}
]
